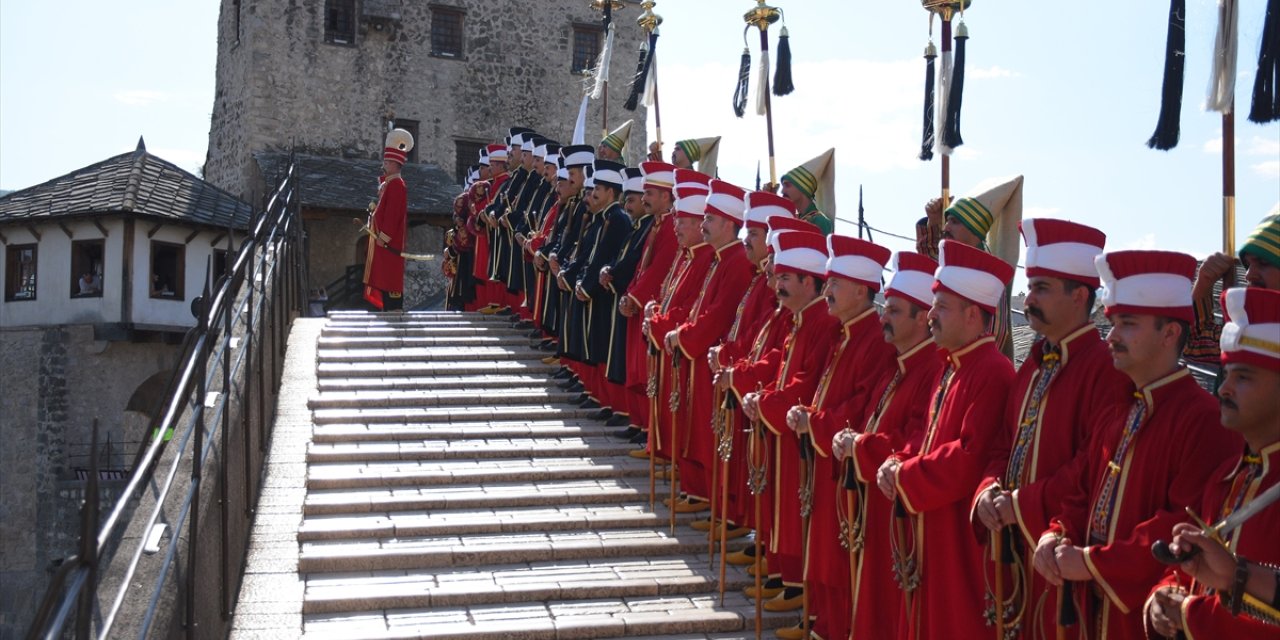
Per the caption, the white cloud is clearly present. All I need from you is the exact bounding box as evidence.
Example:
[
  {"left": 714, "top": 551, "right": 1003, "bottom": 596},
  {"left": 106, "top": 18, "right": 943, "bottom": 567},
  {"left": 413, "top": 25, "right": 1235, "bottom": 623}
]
[
  {"left": 113, "top": 90, "right": 169, "bottom": 106},
  {"left": 1122, "top": 232, "right": 1158, "bottom": 250},
  {"left": 1203, "top": 137, "right": 1223, "bottom": 154},
  {"left": 952, "top": 146, "right": 981, "bottom": 160},
  {"left": 1252, "top": 160, "right": 1280, "bottom": 178},
  {"left": 1245, "top": 136, "right": 1280, "bottom": 157},
  {"left": 969, "top": 66, "right": 1021, "bottom": 80}
]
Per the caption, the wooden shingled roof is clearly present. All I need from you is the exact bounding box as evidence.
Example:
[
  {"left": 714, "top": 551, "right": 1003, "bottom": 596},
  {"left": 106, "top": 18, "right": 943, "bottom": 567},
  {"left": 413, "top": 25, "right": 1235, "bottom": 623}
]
[{"left": 0, "top": 138, "right": 253, "bottom": 230}]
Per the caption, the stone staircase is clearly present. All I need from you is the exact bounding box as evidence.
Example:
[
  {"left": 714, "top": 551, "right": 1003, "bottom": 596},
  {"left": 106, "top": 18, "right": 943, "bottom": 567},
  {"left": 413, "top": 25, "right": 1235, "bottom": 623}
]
[{"left": 234, "top": 310, "right": 794, "bottom": 639}]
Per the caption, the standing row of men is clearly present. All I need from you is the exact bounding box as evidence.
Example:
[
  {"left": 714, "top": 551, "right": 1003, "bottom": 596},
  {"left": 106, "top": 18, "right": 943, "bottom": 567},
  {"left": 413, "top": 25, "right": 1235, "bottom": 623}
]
[{"left": 440, "top": 122, "right": 1280, "bottom": 640}]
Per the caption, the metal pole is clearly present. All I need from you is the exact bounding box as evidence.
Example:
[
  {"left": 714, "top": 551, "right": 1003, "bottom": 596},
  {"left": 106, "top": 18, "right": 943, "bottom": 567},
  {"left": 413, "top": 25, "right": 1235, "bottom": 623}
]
[{"left": 186, "top": 263, "right": 211, "bottom": 637}]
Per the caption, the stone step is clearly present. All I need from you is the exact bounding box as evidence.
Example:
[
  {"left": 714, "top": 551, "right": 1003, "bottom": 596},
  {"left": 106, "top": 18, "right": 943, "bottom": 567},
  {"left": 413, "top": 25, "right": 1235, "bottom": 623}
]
[
  {"left": 306, "top": 455, "right": 650, "bottom": 489},
  {"left": 317, "top": 360, "right": 560, "bottom": 379},
  {"left": 298, "top": 529, "right": 721, "bottom": 573},
  {"left": 311, "top": 405, "right": 600, "bottom": 426},
  {"left": 302, "top": 590, "right": 795, "bottom": 639},
  {"left": 311, "top": 420, "right": 625, "bottom": 443},
  {"left": 308, "top": 388, "right": 579, "bottom": 410},
  {"left": 325, "top": 314, "right": 517, "bottom": 327},
  {"left": 301, "top": 556, "right": 762, "bottom": 615},
  {"left": 317, "top": 375, "right": 560, "bottom": 393},
  {"left": 322, "top": 326, "right": 529, "bottom": 338},
  {"left": 307, "top": 437, "right": 638, "bottom": 464},
  {"left": 317, "top": 335, "right": 532, "bottom": 349},
  {"left": 317, "top": 346, "right": 547, "bottom": 363},
  {"left": 298, "top": 505, "right": 694, "bottom": 542},
  {"left": 303, "top": 477, "right": 651, "bottom": 516}
]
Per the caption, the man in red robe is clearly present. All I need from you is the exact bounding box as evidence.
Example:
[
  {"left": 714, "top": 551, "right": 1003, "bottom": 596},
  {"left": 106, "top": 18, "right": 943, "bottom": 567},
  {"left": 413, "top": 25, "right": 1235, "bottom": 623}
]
[
  {"left": 782, "top": 234, "right": 897, "bottom": 640},
  {"left": 616, "top": 161, "right": 678, "bottom": 446},
  {"left": 833, "top": 251, "right": 945, "bottom": 640},
  {"left": 659, "top": 179, "right": 754, "bottom": 510},
  {"left": 971, "top": 219, "right": 1131, "bottom": 639},
  {"left": 1146, "top": 287, "right": 1280, "bottom": 639},
  {"left": 642, "top": 170, "right": 714, "bottom": 477},
  {"left": 363, "top": 128, "right": 413, "bottom": 310},
  {"left": 707, "top": 192, "right": 793, "bottom": 539},
  {"left": 471, "top": 141, "right": 510, "bottom": 310},
  {"left": 1032, "top": 250, "right": 1240, "bottom": 640},
  {"left": 741, "top": 230, "right": 840, "bottom": 612},
  {"left": 877, "top": 240, "right": 1017, "bottom": 639}
]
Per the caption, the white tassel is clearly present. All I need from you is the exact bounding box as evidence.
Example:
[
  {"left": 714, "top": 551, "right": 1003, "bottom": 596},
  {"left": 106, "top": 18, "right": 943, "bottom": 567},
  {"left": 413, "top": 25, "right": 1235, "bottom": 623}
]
[
  {"left": 936, "top": 49, "right": 954, "bottom": 156},
  {"left": 755, "top": 48, "right": 771, "bottom": 116},
  {"left": 591, "top": 24, "right": 616, "bottom": 100},
  {"left": 1206, "top": 0, "right": 1239, "bottom": 113},
  {"left": 572, "top": 93, "right": 590, "bottom": 145},
  {"left": 643, "top": 48, "right": 658, "bottom": 108}
]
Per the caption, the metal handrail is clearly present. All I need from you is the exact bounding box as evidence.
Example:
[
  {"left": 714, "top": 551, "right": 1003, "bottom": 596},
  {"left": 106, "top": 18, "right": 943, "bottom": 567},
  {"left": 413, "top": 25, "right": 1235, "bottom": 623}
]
[{"left": 26, "top": 161, "right": 306, "bottom": 640}]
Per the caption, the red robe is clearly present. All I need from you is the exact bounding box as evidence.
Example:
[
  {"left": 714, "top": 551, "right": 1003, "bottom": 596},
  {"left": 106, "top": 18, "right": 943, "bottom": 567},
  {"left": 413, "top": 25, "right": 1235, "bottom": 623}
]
[
  {"left": 646, "top": 242, "right": 713, "bottom": 460},
  {"left": 849, "top": 337, "right": 945, "bottom": 640},
  {"left": 363, "top": 174, "right": 407, "bottom": 309},
  {"left": 802, "top": 307, "right": 898, "bottom": 640},
  {"left": 469, "top": 175, "right": 502, "bottom": 283},
  {"left": 623, "top": 214, "right": 677, "bottom": 425},
  {"left": 1144, "top": 441, "right": 1280, "bottom": 639},
  {"left": 724, "top": 305, "right": 793, "bottom": 532},
  {"left": 715, "top": 268, "right": 778, "bottom": 526},
  {"left": 668, "top": 241, "right": 754, "bottom": 501},
  {"left": 894, "top": 336, "right": 1015, "bottom": 639},
  {"left": 970, "top": 323, "right": 1132, "bottom": 640},
  {"left": 753, "top": 297, "right": 840, "bottom": 586},
  {"left": 529, "top": 200, "right": 562, "bottom": 325},
  {"left": 1044, "top": 368, "right": 1239, "bottom": 640}
]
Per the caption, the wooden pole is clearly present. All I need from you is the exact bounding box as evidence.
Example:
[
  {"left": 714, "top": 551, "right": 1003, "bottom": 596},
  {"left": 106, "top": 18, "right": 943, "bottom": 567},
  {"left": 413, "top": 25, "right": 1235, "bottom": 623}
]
[
  {"left": 993, "top": 529, "right": 1005, "bottom": 639},
  {"left": 708, "top": 389, "right": 722, "bottom": 566},
  {"left": 1223, "top": 106, "right": 1237, "bottom": 258},
  {"left": 940, "top": 13, "right": 953, "bottom": 206},
  {"left": 759, "top": 27, "right": 778, "bottom": 187},
  {"left": 718, "top": 411, "right": 733, "bottom": 605},
  {"left": 669, "top": 358, "right": 681, "bottom": 535}
]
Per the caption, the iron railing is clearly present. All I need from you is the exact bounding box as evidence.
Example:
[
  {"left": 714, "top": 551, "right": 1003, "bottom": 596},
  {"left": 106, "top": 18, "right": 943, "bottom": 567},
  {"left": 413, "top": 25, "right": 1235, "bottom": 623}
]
[{"left": 27, "top": 161, "right": 306, "bottom": 640}]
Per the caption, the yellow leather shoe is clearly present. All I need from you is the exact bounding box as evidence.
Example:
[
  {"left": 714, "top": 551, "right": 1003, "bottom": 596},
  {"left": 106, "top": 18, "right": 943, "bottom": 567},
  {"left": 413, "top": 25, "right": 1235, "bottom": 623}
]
[
  {"left": 541, "top": 356, "right": 560, "bottom": 365},
  {"left": 774, "top": 625, "right": 806, "bottom": 640},
  {"left": 763, "top": 589, "right": 805, "bottom": 612},
  {"left": 628, "top": 448, "right": 651, "bottom": 460},
  {"left": 724, "top": 548, "right": 758, "bottom": 566},
  {"left": 655, "top": 468, "right": 680, "bottom": 480},
  {"left": 710, "top": 524, "right": 752, "bottom": 540},
  {"left": 478, "top": 304, "right": 505, "bottom": 315},
  {"left": 689, "top": 518, "right": 712, "bottom": 532},
  {"left": 747, "top": 558, "right": 770, "bottom": 577},
  {"left": 673, "top": 499, "right": 710, "bottom": 514},
  {"left": 743, "top": 583, "right": 785, "bottom": 600}
]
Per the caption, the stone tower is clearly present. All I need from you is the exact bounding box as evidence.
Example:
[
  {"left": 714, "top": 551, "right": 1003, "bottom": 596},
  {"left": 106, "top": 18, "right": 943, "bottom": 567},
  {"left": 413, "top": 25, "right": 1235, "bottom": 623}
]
[{"left": 205, "top": 0, "right": 650, "bottom": 203}]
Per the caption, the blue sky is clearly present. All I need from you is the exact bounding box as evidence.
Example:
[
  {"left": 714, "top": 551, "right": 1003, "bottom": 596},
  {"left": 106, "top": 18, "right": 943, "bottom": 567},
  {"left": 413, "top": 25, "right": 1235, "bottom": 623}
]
[{"left": 2, "top": 0, "right": 1276, "bottom": 274}]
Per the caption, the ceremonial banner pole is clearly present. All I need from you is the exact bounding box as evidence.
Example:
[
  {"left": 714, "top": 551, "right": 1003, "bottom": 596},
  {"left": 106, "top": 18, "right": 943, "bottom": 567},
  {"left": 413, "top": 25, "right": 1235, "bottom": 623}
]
[
  {"left": 590, "top": 0, "right": 622, "bottom": 141},
  {"left": 743, "top": 1, "right": 784, "bottom": 187},
  {"left": 631, "top": 1, "right": 664, "bottom": 160},
  {"left": 921, "top": 0, "right": 972, "bottom": 205}
]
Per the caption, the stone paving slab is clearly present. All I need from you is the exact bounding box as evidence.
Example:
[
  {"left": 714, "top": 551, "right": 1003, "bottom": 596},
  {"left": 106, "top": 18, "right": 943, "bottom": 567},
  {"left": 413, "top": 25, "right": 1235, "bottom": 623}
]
[
  {"left": 308, "top": 388, "right": 579, "bottom": 409},
  {"left": 311, "top": 420, "right": 621, "bottom": 442},
  {"left": 317, "top": 359, "right": 559, "bottom": 378},
  {"left": 317, "top": 374, "right": 559, "bottom": 392},
  {"left": 317, "top": 346, "right": 547, "bottom": 362},
  {"left": 302, "top": 592, "right": 793, "bottom": 639},
  {"left": 306, "top": 456, "right": 649, "bottom": 489},
  {"left": 317, "top": 335, "right": 531, "bottom": 348},
  {"left": 303, "top": 477, "right": 652, "bottom": 516},
  {"left": 298, "top": 505, "right": 694, "bottom": 541},
  {"left": 306, "top": 437, "right": 638, "bottom": 463},
  {"left": 312, "top": 405, "right": 599, "bottom": 425}
]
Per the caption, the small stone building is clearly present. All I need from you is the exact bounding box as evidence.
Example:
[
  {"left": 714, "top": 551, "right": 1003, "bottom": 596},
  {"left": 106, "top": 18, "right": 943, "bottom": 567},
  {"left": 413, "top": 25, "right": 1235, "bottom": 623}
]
[{"left": 0, "top": 140, "right": 253, "bottom": 637}]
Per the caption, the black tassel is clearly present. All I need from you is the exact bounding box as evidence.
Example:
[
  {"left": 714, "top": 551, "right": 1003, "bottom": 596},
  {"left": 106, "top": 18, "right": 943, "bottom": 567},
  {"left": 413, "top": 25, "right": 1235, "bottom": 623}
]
[
  {"left": 624, "top": 32, "right": 657, "bottom": 112},
  {"left": 1248, "top": 0, "right": 1279, "bottom": 123},
  {"left": 920, "top": 42, "right": 937, "bottom": 161},
  {"left": 773, "top": 26, "right": 794, "bottom": 96},
  {"left": 942, "top": 23, "right": 967, "bottom": 150},
  {"left": 1147, "top": 0, "right": 1186, "bottom": 150},
  {"left": 732, "top": 38, "right": 751, "bottom": 118}
]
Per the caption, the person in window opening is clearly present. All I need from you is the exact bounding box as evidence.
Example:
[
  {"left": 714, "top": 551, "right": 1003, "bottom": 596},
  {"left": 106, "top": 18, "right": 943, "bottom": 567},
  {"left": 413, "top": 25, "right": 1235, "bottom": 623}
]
[
  {"left": 151, "top": 273, "right": 172, "bottom": 297},
  {"left": 78, "top": 271, "right": 101, "bottom": 296},
  {"left": 362, "top": 128, "right": 413, "bottom": 311}
]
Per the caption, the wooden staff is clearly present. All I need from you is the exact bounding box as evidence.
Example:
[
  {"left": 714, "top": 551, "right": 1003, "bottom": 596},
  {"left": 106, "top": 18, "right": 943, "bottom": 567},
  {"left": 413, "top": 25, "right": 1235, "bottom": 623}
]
[
  {"left": 940, "top": 11, "right": 952, "bottom": 206},
  {"left": 708, "top": 385, "right": 724, "bottom": 566},
  {"left": 669, "top": 357, "right": 682, "bottom": 535},
  {"left": 647, "top": 347, "right": 658, "bottom": 512},
  {"left": 993, "top": 528, "right": 1005, "bottom": 639},
  {"left": 747, "top": 382, "right": 766, "bottom": 640},
  {"left": 1223, "top": 105, "right": 1237, "bottom": 274},
  {"left": 843, "top": 455, "right": 859, "bottom": 636},
  {"left": 799, "top": 434, "right": 813, "bottom": 639},
  {"left": 718, "top": 394, "right": 737, "bottom": 605}
]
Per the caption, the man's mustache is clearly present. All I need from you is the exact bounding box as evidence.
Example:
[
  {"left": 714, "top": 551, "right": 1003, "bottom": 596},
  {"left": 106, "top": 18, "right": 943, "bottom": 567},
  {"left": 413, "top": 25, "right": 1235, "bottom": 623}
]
[
  {"left": 1026, "top": 304, "right": 1046, "bottom": 323},
  {"left": 928, "top": 318, "right": 941, "bottom": 333},
  {"left": 1220, "top": 397, "right": 1238, "bottom": 411},
  {"left": 777, "top": 288, "right": 790, "bottom": 298},
  {"left": 883, "top": 324, "right": 895, "bottom": 337}
]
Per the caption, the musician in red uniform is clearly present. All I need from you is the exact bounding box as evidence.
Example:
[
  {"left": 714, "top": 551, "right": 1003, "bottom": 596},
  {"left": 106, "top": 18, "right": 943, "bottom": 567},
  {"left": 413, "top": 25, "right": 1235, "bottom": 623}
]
[
  {"left": 659, "top": 179, "right": 754, "bottom": 511},
  {"left": 971, "top": 219, "right": 1131, "bottom": 639},
  {"left": 1145, "top": 287, "right": 1280, "bottom": 639},
  {"left": 1031, "top": 250, "right": 1239, "bottom": 640},
  {"left": 741, "top": 230, "right": 840, "bottom": 612},
  {"left": 833, "top": 251, "right": 945, "bottom": 640},
  {"left": 363, "top": 128, "right": 413, "bottom": 310},
  {"left": 782, "top": 234, "right": 897, "bottom": 640},
  {"left": 877, "top": 240, "right": 1016, "bottom": 639}
]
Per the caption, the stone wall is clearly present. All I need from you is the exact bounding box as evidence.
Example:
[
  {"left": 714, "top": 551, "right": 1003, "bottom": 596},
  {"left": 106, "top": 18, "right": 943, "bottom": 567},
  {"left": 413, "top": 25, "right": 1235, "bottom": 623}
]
[
  {"left": 205, "top": 0, "right": 649, "bottom": 202},
  {"left": 0, "top": 325, "right": 181, "bottom": 637}
]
